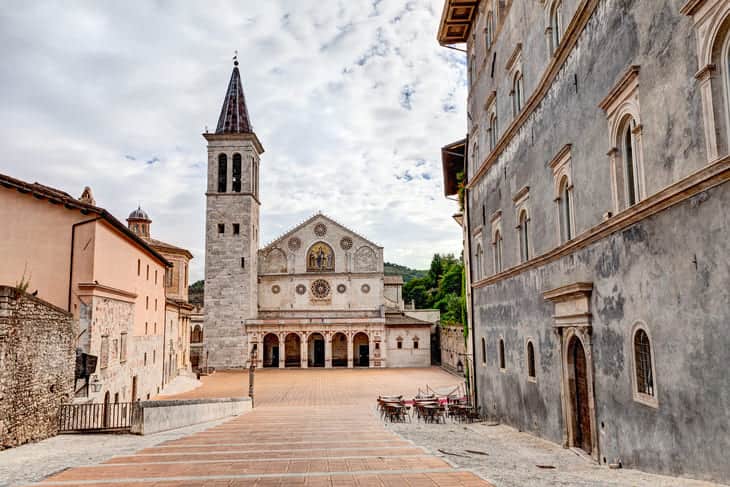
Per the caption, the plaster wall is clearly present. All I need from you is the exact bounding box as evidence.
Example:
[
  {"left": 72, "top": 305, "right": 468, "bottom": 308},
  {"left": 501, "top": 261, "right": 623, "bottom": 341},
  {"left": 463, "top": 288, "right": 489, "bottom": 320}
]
[
  {"left": 385, "top": 326, "right": 431, "bottom": 368},
  {"left": 473, "top": 182, "right": 730, "bottom": 481}
]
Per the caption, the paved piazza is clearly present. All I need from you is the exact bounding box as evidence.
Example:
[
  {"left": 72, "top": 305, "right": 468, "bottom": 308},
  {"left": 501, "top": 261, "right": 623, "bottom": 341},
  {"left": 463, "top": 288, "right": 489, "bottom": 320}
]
[{"left": 11, "top": 368, "right": 727, "bottom": 487}]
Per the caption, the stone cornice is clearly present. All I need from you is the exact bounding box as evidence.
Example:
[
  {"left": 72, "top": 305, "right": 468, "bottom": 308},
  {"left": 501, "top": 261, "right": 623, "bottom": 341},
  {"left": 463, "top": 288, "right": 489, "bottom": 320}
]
[
  {"left": 548, "top": 144, "right": 573, "bottom": 169},
  {"left": 472, "top": 157, "right": 729, "bottom": 289},
  {"left": 512, "top": 185, "right": 530, "bottom": 203},
  {"left": 484, "top": 90, "right": 497, "bottom": 110},
  {"left": 543, "top": 282, "right": 593, "bottom": 302},
  {"left": 680, "top": 0, "right": 705, "bottom": 16},
  {"left": 76, "top": 282, "right": 138, "bottom": 301},
  {"left": 598, "top": 65, "right": 640, "bottom": 112},
  {"left": 467, "top": 0, "right": 601, "bottom": 190}
]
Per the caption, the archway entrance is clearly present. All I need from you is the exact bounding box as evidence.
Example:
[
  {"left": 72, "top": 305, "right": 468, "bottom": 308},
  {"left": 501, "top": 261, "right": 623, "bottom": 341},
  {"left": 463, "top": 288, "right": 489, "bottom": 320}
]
[
  {"left": 567, "top": 335, "right": 592, "bottom": 454},
  {"left": 263, "top": 333, "right": 280, "bottom": 368},
  {"left": 332, "top": 332, "right": 348, "bottom": 367},
  {"left": 307, "top": 333, "right": 325, "bottom": 367},
  {"left": 353, "top": 332, "right": 370, "bottom": 367},
  {"left": 284, "top": 333, "right": 301, "bottom": 367}
]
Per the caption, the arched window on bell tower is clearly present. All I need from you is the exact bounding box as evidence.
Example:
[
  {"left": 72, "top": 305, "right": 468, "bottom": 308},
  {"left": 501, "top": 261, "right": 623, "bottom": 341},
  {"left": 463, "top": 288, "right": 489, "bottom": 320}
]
[
  {"left": 232, "top": 153, "right": 242, "bottom": 192},
  {"left": 217, "top": 154, "right": 227, "bottom": 193}
]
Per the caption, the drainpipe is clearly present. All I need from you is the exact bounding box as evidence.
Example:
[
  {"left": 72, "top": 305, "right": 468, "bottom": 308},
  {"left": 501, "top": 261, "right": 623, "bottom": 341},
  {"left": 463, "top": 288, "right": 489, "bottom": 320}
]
[
  {"left": 68, "top": 217, "right": 102, "bottom": 312},
  {"left": 161, "top": 298, "right": 169, "bottom": 390},
  {"left": 463, "top": 139, "right": 479, "bottom": 410}
]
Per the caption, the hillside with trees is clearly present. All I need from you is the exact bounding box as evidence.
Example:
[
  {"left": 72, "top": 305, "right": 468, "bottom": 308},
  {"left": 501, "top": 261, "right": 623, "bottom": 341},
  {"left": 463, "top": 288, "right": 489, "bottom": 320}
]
[{"left": 402, "top": 254, "right": 466, "bottom": 328}]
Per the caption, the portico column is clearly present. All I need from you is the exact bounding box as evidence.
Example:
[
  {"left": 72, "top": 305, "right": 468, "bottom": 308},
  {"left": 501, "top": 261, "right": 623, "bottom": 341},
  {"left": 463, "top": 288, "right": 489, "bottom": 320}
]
[
  {"left": 325, "top": 335, "right": 332, "bottom": 369},
  {"left": 301, "top": 333, "right": 308, "bottom": 368},
  {"left": 278, "top": 334, "right": 285, "bottom": 369},
  {"left": 347, "top": 334, "right": 354, "bottom": 368},
  {"left": 369, "top": 336, "right": 375, "bottom": 368}
]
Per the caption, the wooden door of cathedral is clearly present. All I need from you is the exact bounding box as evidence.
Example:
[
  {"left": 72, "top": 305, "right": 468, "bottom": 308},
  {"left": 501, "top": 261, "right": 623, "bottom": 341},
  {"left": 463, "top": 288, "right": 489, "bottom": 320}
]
[{"left": 569, "top": 336, "right": 592, "bottom": 454}]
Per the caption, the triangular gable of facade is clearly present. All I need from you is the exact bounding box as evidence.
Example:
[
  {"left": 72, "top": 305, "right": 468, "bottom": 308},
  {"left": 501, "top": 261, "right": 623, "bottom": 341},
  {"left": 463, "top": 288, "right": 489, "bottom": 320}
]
[{"left": 260, "top": 212, "right": 382, "bottom": 253}]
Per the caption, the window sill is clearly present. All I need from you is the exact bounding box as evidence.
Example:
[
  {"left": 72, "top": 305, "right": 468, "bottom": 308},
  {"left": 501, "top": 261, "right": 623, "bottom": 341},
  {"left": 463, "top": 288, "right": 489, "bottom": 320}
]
[
  {"left": 633, "top": 392, "right": 658, "bottom": 409},
  {"left": 527, "top": 376, "right": 537, "bottom": 383}
]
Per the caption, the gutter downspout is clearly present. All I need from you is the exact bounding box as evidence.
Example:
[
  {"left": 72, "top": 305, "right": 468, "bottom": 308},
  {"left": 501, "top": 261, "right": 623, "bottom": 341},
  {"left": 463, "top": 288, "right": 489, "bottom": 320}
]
[
  {"left": 68, "top": 217, "right": 102, "bottom": 312},
  {"left": 463, "top": 137, "right": 479, "bottom": 410},
  {"left": 162, "top": 297, "right": 168, "bottom": 391}
]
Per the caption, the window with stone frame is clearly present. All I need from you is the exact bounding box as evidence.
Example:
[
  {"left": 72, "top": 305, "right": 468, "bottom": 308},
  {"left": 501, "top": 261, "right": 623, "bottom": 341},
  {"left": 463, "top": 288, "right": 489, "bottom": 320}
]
[
  {"left": 474, "top": 243, "right": 483, "bottom": 280},
  {"left": 488, "top": 106, "right": 498, "bottom": 151},
  {"left": 632, "top": 323, "right": 658, "bottom": 407},
  {"left": 513, "top": 186, "right": 530, "bottom": 263},
  {"left": 527, "top": 340, "right": 536, "bottom": 380},
  {"left": 512, "top": 72, "right": 524, "bottom": 117},
  {"left": 413, "top": 338, "right": 419, "bottom": 349},
  {"left": 490, "top": 211, "right": 503, "bottom": 274},
  {"left": 547, "top": 0, "right": 563, "bottom": 54},
  {"left": 397, "top": 338, "right": 403, "bottom": 349},
  {"left": 599, "top": 66, "right": 645, "bottom": 214},
  {"left": 120, "top": 333, "right": 127, "bottom": 363},
  {"left": 682, "top": 2, "right": 730, "bottom": 160},
  {"left": 100, "top": 335, "right": 109, "bottom": 369},
  {"left": 485, "top": 11, "right": 494, "bottom": 51},
  {"left": 549, "top": 145, "right": 575, "bottom": 245}
]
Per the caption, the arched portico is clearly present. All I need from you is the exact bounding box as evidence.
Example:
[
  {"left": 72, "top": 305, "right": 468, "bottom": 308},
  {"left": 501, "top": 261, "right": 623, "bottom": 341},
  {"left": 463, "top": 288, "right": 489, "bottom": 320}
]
[
  {"left": 307, "top": 332, "right": 325, "bottom": 367},
  {"left": 263, "top": 333, "right": 280, "bottom": 368},
  {"left": 353, "top": 332, "right": 370, "bottom": 367},
  {"left": 284, "top": 333, "right": 301, "bottom": 367},
  {"left": 331, "top": 332, "right": 348, "bottom": 367}
]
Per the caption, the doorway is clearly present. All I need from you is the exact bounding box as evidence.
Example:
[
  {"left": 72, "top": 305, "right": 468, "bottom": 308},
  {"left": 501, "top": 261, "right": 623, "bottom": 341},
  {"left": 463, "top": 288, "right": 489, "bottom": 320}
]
[
  {"left": 263, "top": 333, "right": 280, "bottom": 368},
  {"left": 308, "top": 333, "right": 325, "bottom": 367},
  {"left": 567, "top": 335, "right": 592, "bottom": 454},
  {"left": 353, "top": 332, "right": 369, "bottom": 367},
  {"left": 284, "top": 333, "right": 301, "bottom": 367}
]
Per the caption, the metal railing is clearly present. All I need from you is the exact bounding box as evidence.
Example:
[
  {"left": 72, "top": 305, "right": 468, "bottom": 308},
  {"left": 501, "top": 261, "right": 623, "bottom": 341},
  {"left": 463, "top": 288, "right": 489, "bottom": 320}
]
[{"left": 58, "top": 402, "right": 140, "bottom": 433}]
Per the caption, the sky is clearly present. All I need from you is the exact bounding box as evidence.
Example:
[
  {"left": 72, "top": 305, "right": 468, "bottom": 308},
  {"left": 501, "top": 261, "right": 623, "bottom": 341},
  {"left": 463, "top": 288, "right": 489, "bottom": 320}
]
[{"left": 0, "top": 1, "right": 467, "bottom": 282}]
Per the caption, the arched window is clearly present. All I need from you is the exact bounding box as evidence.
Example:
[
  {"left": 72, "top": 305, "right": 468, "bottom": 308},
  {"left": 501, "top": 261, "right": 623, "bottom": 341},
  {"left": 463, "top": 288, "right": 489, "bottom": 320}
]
[
  {"left": 621, "top": 117, "right": 639, "bottom": 207},
  {"left": 232, "top": 153, "right": 242, "bottom": 192},
  {"left": 485, "top": 12, "right": 494, "bottom": 50},
  {"left": 549, "top": 0, "right": 563, "bottom": 54},
  {"left": 634, "top": 328, "right": 654, "bottom": 397},
  {"left": 527, "top": 341, "right": 536, "bottom": 379},
  {"left": 499, "top": 339, "right": 506, "bottom": 369},
  {"left": 493, "top": 230, "right": 503, "bottom": 273},
  {"left": 489, "top": 112, "right": 499, "bottom": 150},
  {"left": 191, "top": 325, "right": 203, "bottom": 344},
  {"left": 217, "top": 154, "right": 227, "bottom": 193},
  {"left": 481, "top": 337, "right": 487, "bottom": 364},
  {"left": 512, "top": 72, "right": 524, "bottom": 117},
  {"left": 518, "top": 209, "right": 529, "bottom": 262},
  {"left": 472, "top": 142, "right": 479, "bottom": 172},
  {"left": 558, "top": 176, "right": 573, "bottom": 243}
]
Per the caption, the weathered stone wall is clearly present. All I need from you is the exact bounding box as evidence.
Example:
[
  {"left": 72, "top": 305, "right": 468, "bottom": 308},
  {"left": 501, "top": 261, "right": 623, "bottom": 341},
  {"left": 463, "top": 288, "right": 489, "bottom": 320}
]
[
  {"left": 473, "top": 182, "right": 730, "bottom": 481},
  {"left": 0, "top": 287, "right": 75, "bottom": 449},
  {"left": 204, "top": 137, "right": 260, "bottom": 369},
  {"left": 440, "top": 324, "right": 467, "bottom": 374}
]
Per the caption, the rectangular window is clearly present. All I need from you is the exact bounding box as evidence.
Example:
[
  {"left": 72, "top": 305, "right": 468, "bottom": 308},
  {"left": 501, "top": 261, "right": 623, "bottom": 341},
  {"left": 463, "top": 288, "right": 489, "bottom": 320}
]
[
  {"left": 120, "top": 333, "right": 128, "bottom": 363},
  {"left": 397, "top": 341, "right": 403, "bottom": 349},
  {"left": 137, "top": 259, "right": 141, "bottom": 276},
  {"left": 241, "top": 257, "right": 245, "bottom": 269},
  {"left": 146, "top": 265, "right": 149, "bottom": 280},
  {"left": 155, "top": 270, "right": 158, "bottom": 285},
  {"left": 218, "top": 223, "right": 225, "bottom": 234},
  {"left": 233, "top": 223, "right": 240, "bottom": 235},
  {"left": 413, "top": 340, "right": 419, "bottom": 349},
  {"left": 146, "top": 296, "right": 149, "bottom": 310}
]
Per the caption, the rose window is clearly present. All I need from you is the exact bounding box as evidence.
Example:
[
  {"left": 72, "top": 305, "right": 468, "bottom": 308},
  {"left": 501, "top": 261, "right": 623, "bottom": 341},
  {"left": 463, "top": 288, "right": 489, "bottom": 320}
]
[{"left": 311, "top": 279, "right": 331, "bottom": 299}]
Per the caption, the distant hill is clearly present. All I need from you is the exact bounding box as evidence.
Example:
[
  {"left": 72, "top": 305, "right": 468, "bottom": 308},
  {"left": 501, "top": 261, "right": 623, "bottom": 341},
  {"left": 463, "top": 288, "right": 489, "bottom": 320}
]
[
  {"left": 384, "top": 262, "right": 427, "bottom": 283},
  {"left": 188, "top": 280, "right": 204, "bottom": 307}
]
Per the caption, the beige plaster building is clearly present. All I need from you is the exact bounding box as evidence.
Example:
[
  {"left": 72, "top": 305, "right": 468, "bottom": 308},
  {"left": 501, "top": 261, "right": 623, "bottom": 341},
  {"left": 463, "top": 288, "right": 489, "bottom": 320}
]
[
  {"left": 202, "top": 62, "right": 433, "bottom": 369},
  {"left": 0, "top": 173, "right": 193, "bottom": 405}
]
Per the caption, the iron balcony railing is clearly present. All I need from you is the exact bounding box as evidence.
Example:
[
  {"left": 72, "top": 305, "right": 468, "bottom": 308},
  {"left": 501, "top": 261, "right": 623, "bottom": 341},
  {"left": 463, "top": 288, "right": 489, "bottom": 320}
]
[{"left": 58, "top": 402, "right": 140, "bottom": 433}]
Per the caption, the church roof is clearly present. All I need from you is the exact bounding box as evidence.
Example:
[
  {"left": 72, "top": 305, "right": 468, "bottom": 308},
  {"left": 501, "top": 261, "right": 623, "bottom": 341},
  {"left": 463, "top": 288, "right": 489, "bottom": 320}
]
[
  {"left": 215, "top": 60, "right": 253, "bottom": 135},
  {"left": 261, "top": 212, "right": 382, "bottom": 252}
]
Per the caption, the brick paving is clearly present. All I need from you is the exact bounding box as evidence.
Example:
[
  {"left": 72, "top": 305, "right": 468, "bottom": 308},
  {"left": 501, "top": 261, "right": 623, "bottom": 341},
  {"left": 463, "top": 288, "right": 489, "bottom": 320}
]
[{"left": 33, "top": 368, "right": 490, "bottom": 486}]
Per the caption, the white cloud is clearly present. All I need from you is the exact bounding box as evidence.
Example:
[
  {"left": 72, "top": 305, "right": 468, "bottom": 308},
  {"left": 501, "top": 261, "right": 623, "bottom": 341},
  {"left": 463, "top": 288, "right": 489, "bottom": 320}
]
[{"left": 0, "top": 0, "right": 467, "bottom": 281}]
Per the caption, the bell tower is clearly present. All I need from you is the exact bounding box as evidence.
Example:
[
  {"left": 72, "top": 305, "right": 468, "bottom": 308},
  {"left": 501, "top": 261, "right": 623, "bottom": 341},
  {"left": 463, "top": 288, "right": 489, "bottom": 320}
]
[{"left": 203, "top": 57, "right": 263, "bottom": 369}]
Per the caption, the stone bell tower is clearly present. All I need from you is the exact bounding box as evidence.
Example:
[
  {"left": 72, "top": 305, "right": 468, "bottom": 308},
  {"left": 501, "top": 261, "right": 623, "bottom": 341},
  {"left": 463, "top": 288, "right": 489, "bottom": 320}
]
[{"left": 203, "top": 57, "right": 264, "bottom": 369}]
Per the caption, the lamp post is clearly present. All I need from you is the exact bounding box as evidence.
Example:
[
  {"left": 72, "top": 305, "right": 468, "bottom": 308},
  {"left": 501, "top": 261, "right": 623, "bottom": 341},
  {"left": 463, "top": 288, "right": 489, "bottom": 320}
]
[{"left": 248, "top": 345, "right": 258, "bottom": 408}]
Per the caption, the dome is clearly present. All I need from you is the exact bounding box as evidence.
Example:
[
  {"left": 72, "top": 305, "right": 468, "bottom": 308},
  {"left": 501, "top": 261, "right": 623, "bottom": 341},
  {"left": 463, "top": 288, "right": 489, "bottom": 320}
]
[{"left": 128, "top": 206, "right": 150, "bottom": 221}]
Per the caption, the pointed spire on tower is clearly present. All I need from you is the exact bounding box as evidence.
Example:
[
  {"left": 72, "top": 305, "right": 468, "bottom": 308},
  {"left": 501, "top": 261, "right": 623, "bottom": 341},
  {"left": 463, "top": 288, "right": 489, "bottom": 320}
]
[{"left": 215, "top": 52, "right": 254, "bottom": 134}]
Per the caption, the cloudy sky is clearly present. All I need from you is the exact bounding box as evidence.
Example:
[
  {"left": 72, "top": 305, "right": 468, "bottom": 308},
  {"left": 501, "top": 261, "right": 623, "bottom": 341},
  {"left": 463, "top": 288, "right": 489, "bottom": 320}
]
[{"left": 0, "top": 1, "right": 467, "bottom": 281}]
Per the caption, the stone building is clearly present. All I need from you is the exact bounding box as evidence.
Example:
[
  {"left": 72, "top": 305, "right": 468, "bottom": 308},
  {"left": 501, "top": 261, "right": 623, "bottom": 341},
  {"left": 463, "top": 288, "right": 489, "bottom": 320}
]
[
  {"left": 127, "top": 207, "right": 194, "bottom": 385},
  {"left": 438, "top": 0, "right": 729, "bottom": 482},
  {"left": 202, "top": 62, "right": 434, "bottom": 369},
  {"left": 0, "top": 173, "right": 190, "bottom": 405},
  {"left": 0, "top": 287, "right": 75, "bottom": 449}
]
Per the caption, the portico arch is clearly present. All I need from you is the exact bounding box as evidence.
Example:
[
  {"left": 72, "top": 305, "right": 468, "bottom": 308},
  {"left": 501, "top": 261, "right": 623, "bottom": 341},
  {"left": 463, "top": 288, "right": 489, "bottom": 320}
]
[
  {"left": 353, "top": 332, "right": 370, "bottom": 367},
  {"left": 307, "top": 332, "right": 325, "bottom": 367},
  {"left": 263, "top": 333, "right": 280, "bottom": 368},
  {"left": 331, "top": 332, "right": 348, "bottom": 367},
  {"left": 284, "top": 333, "right": 301, "bottom": 367}
]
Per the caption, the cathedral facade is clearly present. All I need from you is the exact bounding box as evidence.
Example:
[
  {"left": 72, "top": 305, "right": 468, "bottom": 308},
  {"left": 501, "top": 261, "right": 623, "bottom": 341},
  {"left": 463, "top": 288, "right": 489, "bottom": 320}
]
[{"left": 202, "top": 62, "right": 432, "bottom": 370}]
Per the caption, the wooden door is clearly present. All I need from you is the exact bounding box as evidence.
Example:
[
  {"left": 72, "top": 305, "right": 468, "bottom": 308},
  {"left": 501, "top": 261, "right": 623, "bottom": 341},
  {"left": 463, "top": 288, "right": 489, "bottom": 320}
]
[{"left": 569, "top": 337, "right": 592, "bottom": 454}]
